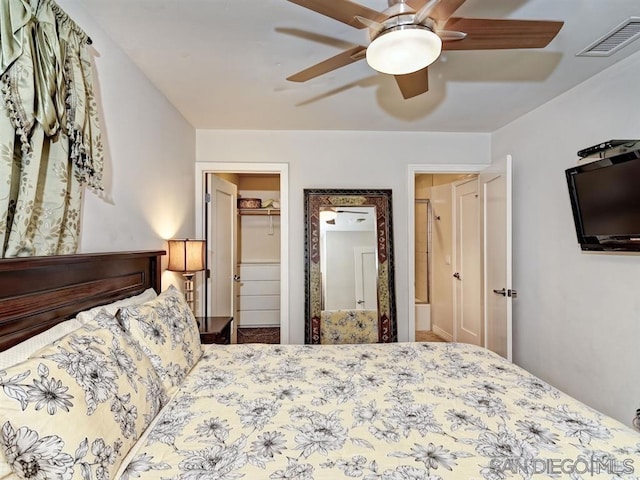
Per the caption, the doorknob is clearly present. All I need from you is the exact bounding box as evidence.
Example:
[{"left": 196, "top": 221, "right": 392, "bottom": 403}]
[
  {"left": 233, "top": 275, "right": 241, "bottom": 282},
  {"left": 493, "top": 288, "right": 506, "bottom": 296},
  {"left": 356, "top": 300, "right": 365, "bottom": 305},
  {"left": 508, "top": 289, "right": 518, "bottom": 298},
  {"left": 453, "top": 272, "right": 461, "bottom": 280}
]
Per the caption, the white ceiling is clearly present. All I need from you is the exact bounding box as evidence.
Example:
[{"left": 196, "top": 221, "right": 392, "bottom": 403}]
[{"left": 78, "top": 0, "right": 640, "bottom": 132}]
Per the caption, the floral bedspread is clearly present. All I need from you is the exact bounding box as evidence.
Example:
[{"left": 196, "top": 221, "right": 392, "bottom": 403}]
[
  {"left": 320, "top": 310, "right": 379, "bottom": 344},
  {"left": 117, "top": 342, "right": 640, "bottom": 480}
]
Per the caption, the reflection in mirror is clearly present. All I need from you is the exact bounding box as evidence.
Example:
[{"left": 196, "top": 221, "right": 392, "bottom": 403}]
[
  {"left": 320, "top": 206, "right": 377, "bottom": 311},
  {"left": 305, "top": 189, "right": 396, "bottom": 344}
]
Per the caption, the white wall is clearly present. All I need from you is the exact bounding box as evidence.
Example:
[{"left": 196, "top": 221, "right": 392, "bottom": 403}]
[
  {"left": 492, "top": 50, "right": 640, "bottom": 425},
  {"left": 59, "top": 1, "right": 196, "bottom": 272},
  {"left": 196, "top": 130, "right": 491, "bottom": 343},
  {"left": 238, "top": 190, "right": 281, "bottom": 263}
]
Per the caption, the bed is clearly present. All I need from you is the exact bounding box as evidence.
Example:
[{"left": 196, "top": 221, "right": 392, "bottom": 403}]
[{"left": 1, "top": 251, "right": 639, "bottom": 480}]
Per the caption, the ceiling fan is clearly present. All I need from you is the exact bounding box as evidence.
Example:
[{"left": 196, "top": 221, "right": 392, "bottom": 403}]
[
  {"left": 285, "top": 0, "right": 564, "bottom": 99},
  {"left": 321, "top": 207, "right": 370, "bottom": 224},
  {"left": 327, "top": 207, "right": 370, "bottom": 214}
]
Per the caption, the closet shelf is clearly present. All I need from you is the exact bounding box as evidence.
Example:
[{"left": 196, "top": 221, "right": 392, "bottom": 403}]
[{"left": 238, "top": 208, "right": 280, "bottom": 216}]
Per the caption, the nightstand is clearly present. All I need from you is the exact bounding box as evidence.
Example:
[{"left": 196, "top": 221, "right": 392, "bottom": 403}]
[{"left": 196, "top": 316, "right": 233, "bottom": 345}]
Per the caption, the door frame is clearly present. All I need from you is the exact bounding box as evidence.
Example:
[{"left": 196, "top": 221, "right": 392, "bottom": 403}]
[
  {"left": 480, "top": 155, "right": 513, "bottom": 361},
  {"left": 195, "top": 162, "right": 290, "bottom": 344},
  {"left": 406, "top": 164, "right": 489, "bottom": 342}
]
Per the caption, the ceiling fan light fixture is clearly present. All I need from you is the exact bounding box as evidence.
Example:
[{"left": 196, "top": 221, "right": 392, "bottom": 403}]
[
  {"left": 320, "top": 209, "right": 338, "bottom": 223},
  {"left": 366, "top": 25, "right": 442, "bottom": 75}
]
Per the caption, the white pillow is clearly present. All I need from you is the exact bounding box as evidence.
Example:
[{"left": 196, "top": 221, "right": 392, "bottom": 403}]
[
  {"left": 75, "top": 287, "right": 157, "bottom": 324},
  {"left": 0, "top": 319, "right": 82, "bottom": 370}
]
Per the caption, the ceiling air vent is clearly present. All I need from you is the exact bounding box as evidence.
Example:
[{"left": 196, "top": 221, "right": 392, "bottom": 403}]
[{"left": 577, "top": 17, "right": 640, "bottom": 57}]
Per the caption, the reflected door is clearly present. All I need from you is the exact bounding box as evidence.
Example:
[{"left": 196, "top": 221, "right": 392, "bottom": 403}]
[{"left": 354, "top": 246, "right": 377, "bottom": 309}]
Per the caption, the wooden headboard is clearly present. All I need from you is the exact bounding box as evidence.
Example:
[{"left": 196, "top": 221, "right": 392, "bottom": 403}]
[{"left": 0, "top": 250, "right": 165, "bottom": 351}]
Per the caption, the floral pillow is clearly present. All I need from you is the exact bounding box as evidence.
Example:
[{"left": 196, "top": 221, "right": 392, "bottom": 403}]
[
  {"left": 115, "top": 285, "right": 203, "bottom": 397},
  {"left": 0, "top": 313, "right": 166, "bottom": 480}
]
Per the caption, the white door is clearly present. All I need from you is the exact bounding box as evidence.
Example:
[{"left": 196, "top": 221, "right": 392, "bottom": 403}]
[
  {"left": 354, "top": 246, "right": 377, "bottom": 309},
  {"left": 480, "top": 155, "right": 513, "bottom": 360},
  {"left": 453, "top": 178, "right": 482, "bottom": 346},
  {"left": 206, "top": 174, "right": 238, "bottom": 342}
]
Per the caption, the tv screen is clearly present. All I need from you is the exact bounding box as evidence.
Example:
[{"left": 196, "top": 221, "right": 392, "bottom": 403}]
[{"left": 566, "top": 150, "right": 640, "bottom": 251}]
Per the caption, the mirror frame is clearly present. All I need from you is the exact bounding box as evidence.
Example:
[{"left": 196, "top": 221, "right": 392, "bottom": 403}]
[{"left": 304, "top": 188, "right": 397, "bottom": 344}]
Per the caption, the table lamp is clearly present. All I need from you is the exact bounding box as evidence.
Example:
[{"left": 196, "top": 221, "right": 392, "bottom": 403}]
[{"left": 167, "top": 239, "right": 206, "bottom": 313}]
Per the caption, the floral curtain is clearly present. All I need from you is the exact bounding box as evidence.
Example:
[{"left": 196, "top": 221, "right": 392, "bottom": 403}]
[{"left": 0, "top": 0, "right": 103, "bottom": 258}]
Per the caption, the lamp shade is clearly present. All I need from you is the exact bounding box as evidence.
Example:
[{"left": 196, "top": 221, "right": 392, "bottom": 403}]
[
  {"left": 366, "top": 25, "right": 442, "bottom": 75},
  {"left": 167, "top": 239, "right": 205, "bottom": 272}
]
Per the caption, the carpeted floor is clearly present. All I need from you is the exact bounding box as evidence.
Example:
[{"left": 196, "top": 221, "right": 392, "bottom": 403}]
[
  {"left": 415, "top": 330, "right": 448, "bottom": 342},
  {"left": 236, "top": 328, "right": 445, "bottom": 344},
  {"left": 237, "top": 327, "right": 280, "bottom": 344}
]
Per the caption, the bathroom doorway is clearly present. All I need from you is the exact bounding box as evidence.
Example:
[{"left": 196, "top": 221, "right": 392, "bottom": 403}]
[
  {"left": 414, "top": 173, "right": 476, "bottom": 343},
  {"left": 408, "top": 159, "right": 513, "bottom": 360}
]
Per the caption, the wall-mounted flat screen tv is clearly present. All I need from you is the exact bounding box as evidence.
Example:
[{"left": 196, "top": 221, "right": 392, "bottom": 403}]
[{"left": 565, "top": 149, "right": 640, "bottom": 252}]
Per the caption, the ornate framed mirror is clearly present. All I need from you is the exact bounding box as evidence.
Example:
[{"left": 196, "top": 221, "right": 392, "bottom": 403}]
[{"left": 304, "top": 189, "right": 397, "bottom": 344}]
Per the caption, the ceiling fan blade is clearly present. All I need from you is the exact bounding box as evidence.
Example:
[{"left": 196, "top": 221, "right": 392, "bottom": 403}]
[
  {"left": 354, "top": 15, "right": 385, "bottom": 39},
  {"left": 442, "top": 17, "right": 564, "bottom": 50},
  {"left": 414, "top": 0, "right": 440, "bottom": 24},
  {"left": 336, "top": 209, "right": 369, "bottom": 214},
  {"left": 407, "top": 0, "right": 466, "bottom": 22},
  {"left": 287, "top": 0, "right": 383, "bottom": 29},
  {"left": 394, "top": 67, "right": 429, "bottom": 99},
  {"left": 437, "top": 29, "right": 467, "bottom": 41},
  {"left": 354, "top": 15, "right": 383, "bottom": 30},
  {"left": 287, "top": 46, "right": 367, "bottom": 82}
]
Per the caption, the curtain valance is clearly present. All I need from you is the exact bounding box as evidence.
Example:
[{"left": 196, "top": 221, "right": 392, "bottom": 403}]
[{"left": 1, "top": 0, "right": 102, "bottom": 190}]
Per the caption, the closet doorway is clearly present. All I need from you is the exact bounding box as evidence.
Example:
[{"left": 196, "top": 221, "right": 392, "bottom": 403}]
[
  {"left": 207, "top": 175, "right": 237, "bottom": 340},
  {"left": 195, "top": 163, "right": 289, "bottom": 344}
]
